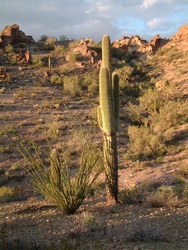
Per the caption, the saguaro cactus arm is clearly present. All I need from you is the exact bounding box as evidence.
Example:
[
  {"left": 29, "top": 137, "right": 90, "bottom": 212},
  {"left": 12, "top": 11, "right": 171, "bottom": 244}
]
[{"left": 112, "top": 72, "right": 119, "bottom": 131}]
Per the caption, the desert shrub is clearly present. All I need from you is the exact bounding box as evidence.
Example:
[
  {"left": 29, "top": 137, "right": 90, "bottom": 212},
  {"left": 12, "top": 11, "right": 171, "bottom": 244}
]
[
  {"left": 36, "top": 43, "right": 55, "bottom": 51},
  {"left": 146, "top": 185, "right": 182, "bottom": 208},
  {"left": 172, "top": 169, "right": 188, "bottom": 201},
  {"left": 0, "top": 186, "right": 19, "bottom": 203},
  {"left": 63, "top": 75, "right": 83, "bottom": 96},
  {"left": 50, "top": 45, "right": 66, "bottom": 57},
  {"left": 19, "top": 130, "right": 102, "bottom": 214},
  {"left": 83, "top": 71, "right": 99, "bottom": 93},
  {"left": 59, "top": 63, "right": 73, "bottom": 74},
  {"left": 119, "top": 181, "right": 157, "bottom": 204},
  {"left": 4, "top": 44, "right": 14, "bottom": 54},
  {"left": 45, "top": 37, "right": 56, "bottom": 46},
  {"left": 4, "top": 44, "right": 17, "bottom": 65},
  {"left": 182, "top": 186, "right": 188, "bottom": 202},
  {"left": 111, "top": 47, "right": 125, "bottom": 61},
  {"left": 165, "top": 47, "right": 182, "bottom": 62},
  {"left": 139, "top": 88, "right": 165, "bottom": 113},
  {"left": 68, "top": 40, "right": 80, "bottom": 49},
  {"left": 116, "top": 65, "right": 133, "bottom": 92},
  {"left": 68, "top": 52, "right": 83, "bottom": 63},
  {"left": 81, "top": 211, "right": 100, "bottom": 232},
  {"left": 127, "top": 125, "right": 167, "bottom": 160},
  {"left": 126, "top": 89, "right": 188, "bottom": 159},
  {"left": 32, "top": 55, "right": 47, "bottom": 68},
  {"left": 115, "top": 64, "right": 148, "bottom": 97},
  {"left": 50, "top": 75, "right": 64, "bottom": 85},
  {"left": 118, "top": 187, "right": 143, "bottom": 204},
  {"left": 126, "top": 102, "right": 143, "bottom": 125}
]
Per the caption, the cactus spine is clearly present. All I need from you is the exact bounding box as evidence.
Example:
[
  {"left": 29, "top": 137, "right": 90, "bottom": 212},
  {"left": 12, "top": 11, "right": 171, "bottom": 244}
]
[{"left": 98, "top": 35, "right": 119, "bottom": 204}]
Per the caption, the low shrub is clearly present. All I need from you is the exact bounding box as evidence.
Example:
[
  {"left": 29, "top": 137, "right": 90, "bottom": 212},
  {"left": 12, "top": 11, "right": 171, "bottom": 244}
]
[
  {"left": 50, "top": 75, "right": 64, "bottom": 85},
  {"left": 118, "top": 187, "right": 143, "bottom": 204},
  {"left": 146, "top": 185, "right": 183, "bottom": 208},
  {"left": 126, "top": 94, "right": 188, "bottom": 160},
  {"left": 63, "top": 75, "right": 83, "bottom": 97},
  {"left": 0, "top": 186, "right": 19, "bottom": 203},
  {"left": 127, "top": 125, "right": 167, "bottom": 160}
]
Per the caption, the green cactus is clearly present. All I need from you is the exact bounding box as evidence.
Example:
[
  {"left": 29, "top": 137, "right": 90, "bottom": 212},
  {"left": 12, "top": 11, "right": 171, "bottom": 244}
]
[{"left": 98, "top": 35, "right": 119, "bottom": 204}]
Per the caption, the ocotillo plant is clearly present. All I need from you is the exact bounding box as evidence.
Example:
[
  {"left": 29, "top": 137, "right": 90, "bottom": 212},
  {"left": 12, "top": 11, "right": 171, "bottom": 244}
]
[{"left": 98, "top": 34, "right": 119, "bottom": 204}]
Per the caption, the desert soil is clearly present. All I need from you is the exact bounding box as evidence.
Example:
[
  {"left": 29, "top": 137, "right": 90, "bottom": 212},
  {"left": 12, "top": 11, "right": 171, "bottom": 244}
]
[{"left": 0, "top": 52, "right": 188, "bottom": 250}]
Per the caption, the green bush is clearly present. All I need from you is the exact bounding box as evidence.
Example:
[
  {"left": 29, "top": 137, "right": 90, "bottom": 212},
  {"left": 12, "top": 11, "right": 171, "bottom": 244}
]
[
  {"left": 4, "top": 44, "right": 14, "bottom": 54},
  {"left": 118, "top": 187, "right": 143, "bottom": 204},
  {"left": 126, "top": 82, "right": 188, "bottom": 159},
  {"left": 83, "top": 71, "right": 99, "bottom": 93},
  {"left": 63, "top": 75, "right": 83, "bottom": 96},
  {"left": 50, "top": 75, "right": 64, "bottom": 85},
  {"left": 32, "top": 55, "right": 47, "bottom": 67},
  {"left": 127, "top": 125, "right": 167, "bottom": 160},
  {"left": 126, "top": 102, "right": 143, "bottom": 125}
]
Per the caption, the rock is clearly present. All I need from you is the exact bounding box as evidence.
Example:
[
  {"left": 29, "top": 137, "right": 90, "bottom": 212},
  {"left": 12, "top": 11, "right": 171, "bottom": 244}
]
[
  {"left": 150, "top": 34, "right": 161, "bottom": 53},
  {"left": 0, "top": 66, "right": 7, "bottom": 79},
  {"left": 112, "top": 35, "right": 147, "bottom": 53},
  {"left": 16, "top": 49, "right": 32, "bottom": 64},
  {"left": 155, "top": 80, "right": 169, "bottom": 90},
  {"left": 65, "top": 38, "right": 100, "bottom": 66},
  {"left": 150, "top": 34, "right": 168, "bottom": 54},
  {"left": 175, "top": 25, "right": 188, "bottom": 39},
  {"left": 0, "top": 24, "right": 34, "bottom": 46}
]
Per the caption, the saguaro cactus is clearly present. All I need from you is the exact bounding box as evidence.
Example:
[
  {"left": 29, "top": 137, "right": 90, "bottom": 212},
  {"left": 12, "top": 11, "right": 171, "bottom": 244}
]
[{"left": 98, "top": 35, "right": 119, "bottom": 204}]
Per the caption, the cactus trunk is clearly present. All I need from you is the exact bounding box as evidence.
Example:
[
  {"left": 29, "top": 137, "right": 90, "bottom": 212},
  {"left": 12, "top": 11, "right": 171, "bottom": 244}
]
[{"left": 98, "top": 35, "right": 119, "bottom": 204}]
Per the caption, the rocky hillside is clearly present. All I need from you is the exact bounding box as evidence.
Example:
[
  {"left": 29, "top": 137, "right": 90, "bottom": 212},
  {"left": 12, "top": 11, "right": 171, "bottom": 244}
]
[{"left": 0, "top": 24, "right": 187, "bottom": 249}]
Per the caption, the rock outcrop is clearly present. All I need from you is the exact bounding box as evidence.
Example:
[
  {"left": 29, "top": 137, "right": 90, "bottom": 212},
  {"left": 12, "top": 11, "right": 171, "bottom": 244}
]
[
  {"left": 174, "top": 25, "right": 188, "bottom": 39},
  {"left": 65, "top": 38, "right": 100, "bottom": 67},
  {"left": 112, "top": 35, "right": 147, "bottom": 53},
  {"left": 0, "top": 24, "right": 34, "bottom": 46},
  {"left": 112, "top": 34, "right": 168, "bottom": 60}
]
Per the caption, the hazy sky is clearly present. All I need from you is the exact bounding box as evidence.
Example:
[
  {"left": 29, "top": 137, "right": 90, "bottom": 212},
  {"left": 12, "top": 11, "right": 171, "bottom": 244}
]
[{"left": 0, "top": 0, "right": 188, "bottom": 42}]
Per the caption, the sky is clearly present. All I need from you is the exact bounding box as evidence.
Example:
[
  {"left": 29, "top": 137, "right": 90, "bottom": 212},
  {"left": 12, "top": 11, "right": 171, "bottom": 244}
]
[{"left": 0, "top": 0, "right": 188, "bottom": 42}]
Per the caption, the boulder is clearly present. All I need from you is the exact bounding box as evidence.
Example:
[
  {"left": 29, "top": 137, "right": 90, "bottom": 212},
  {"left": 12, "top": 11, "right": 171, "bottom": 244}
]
[
  {"left": 0, "top": 24, "right": 34, "bottom": 46},
  {"left": 16, "top": 49, "right": 32, "bottom": 64}
]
